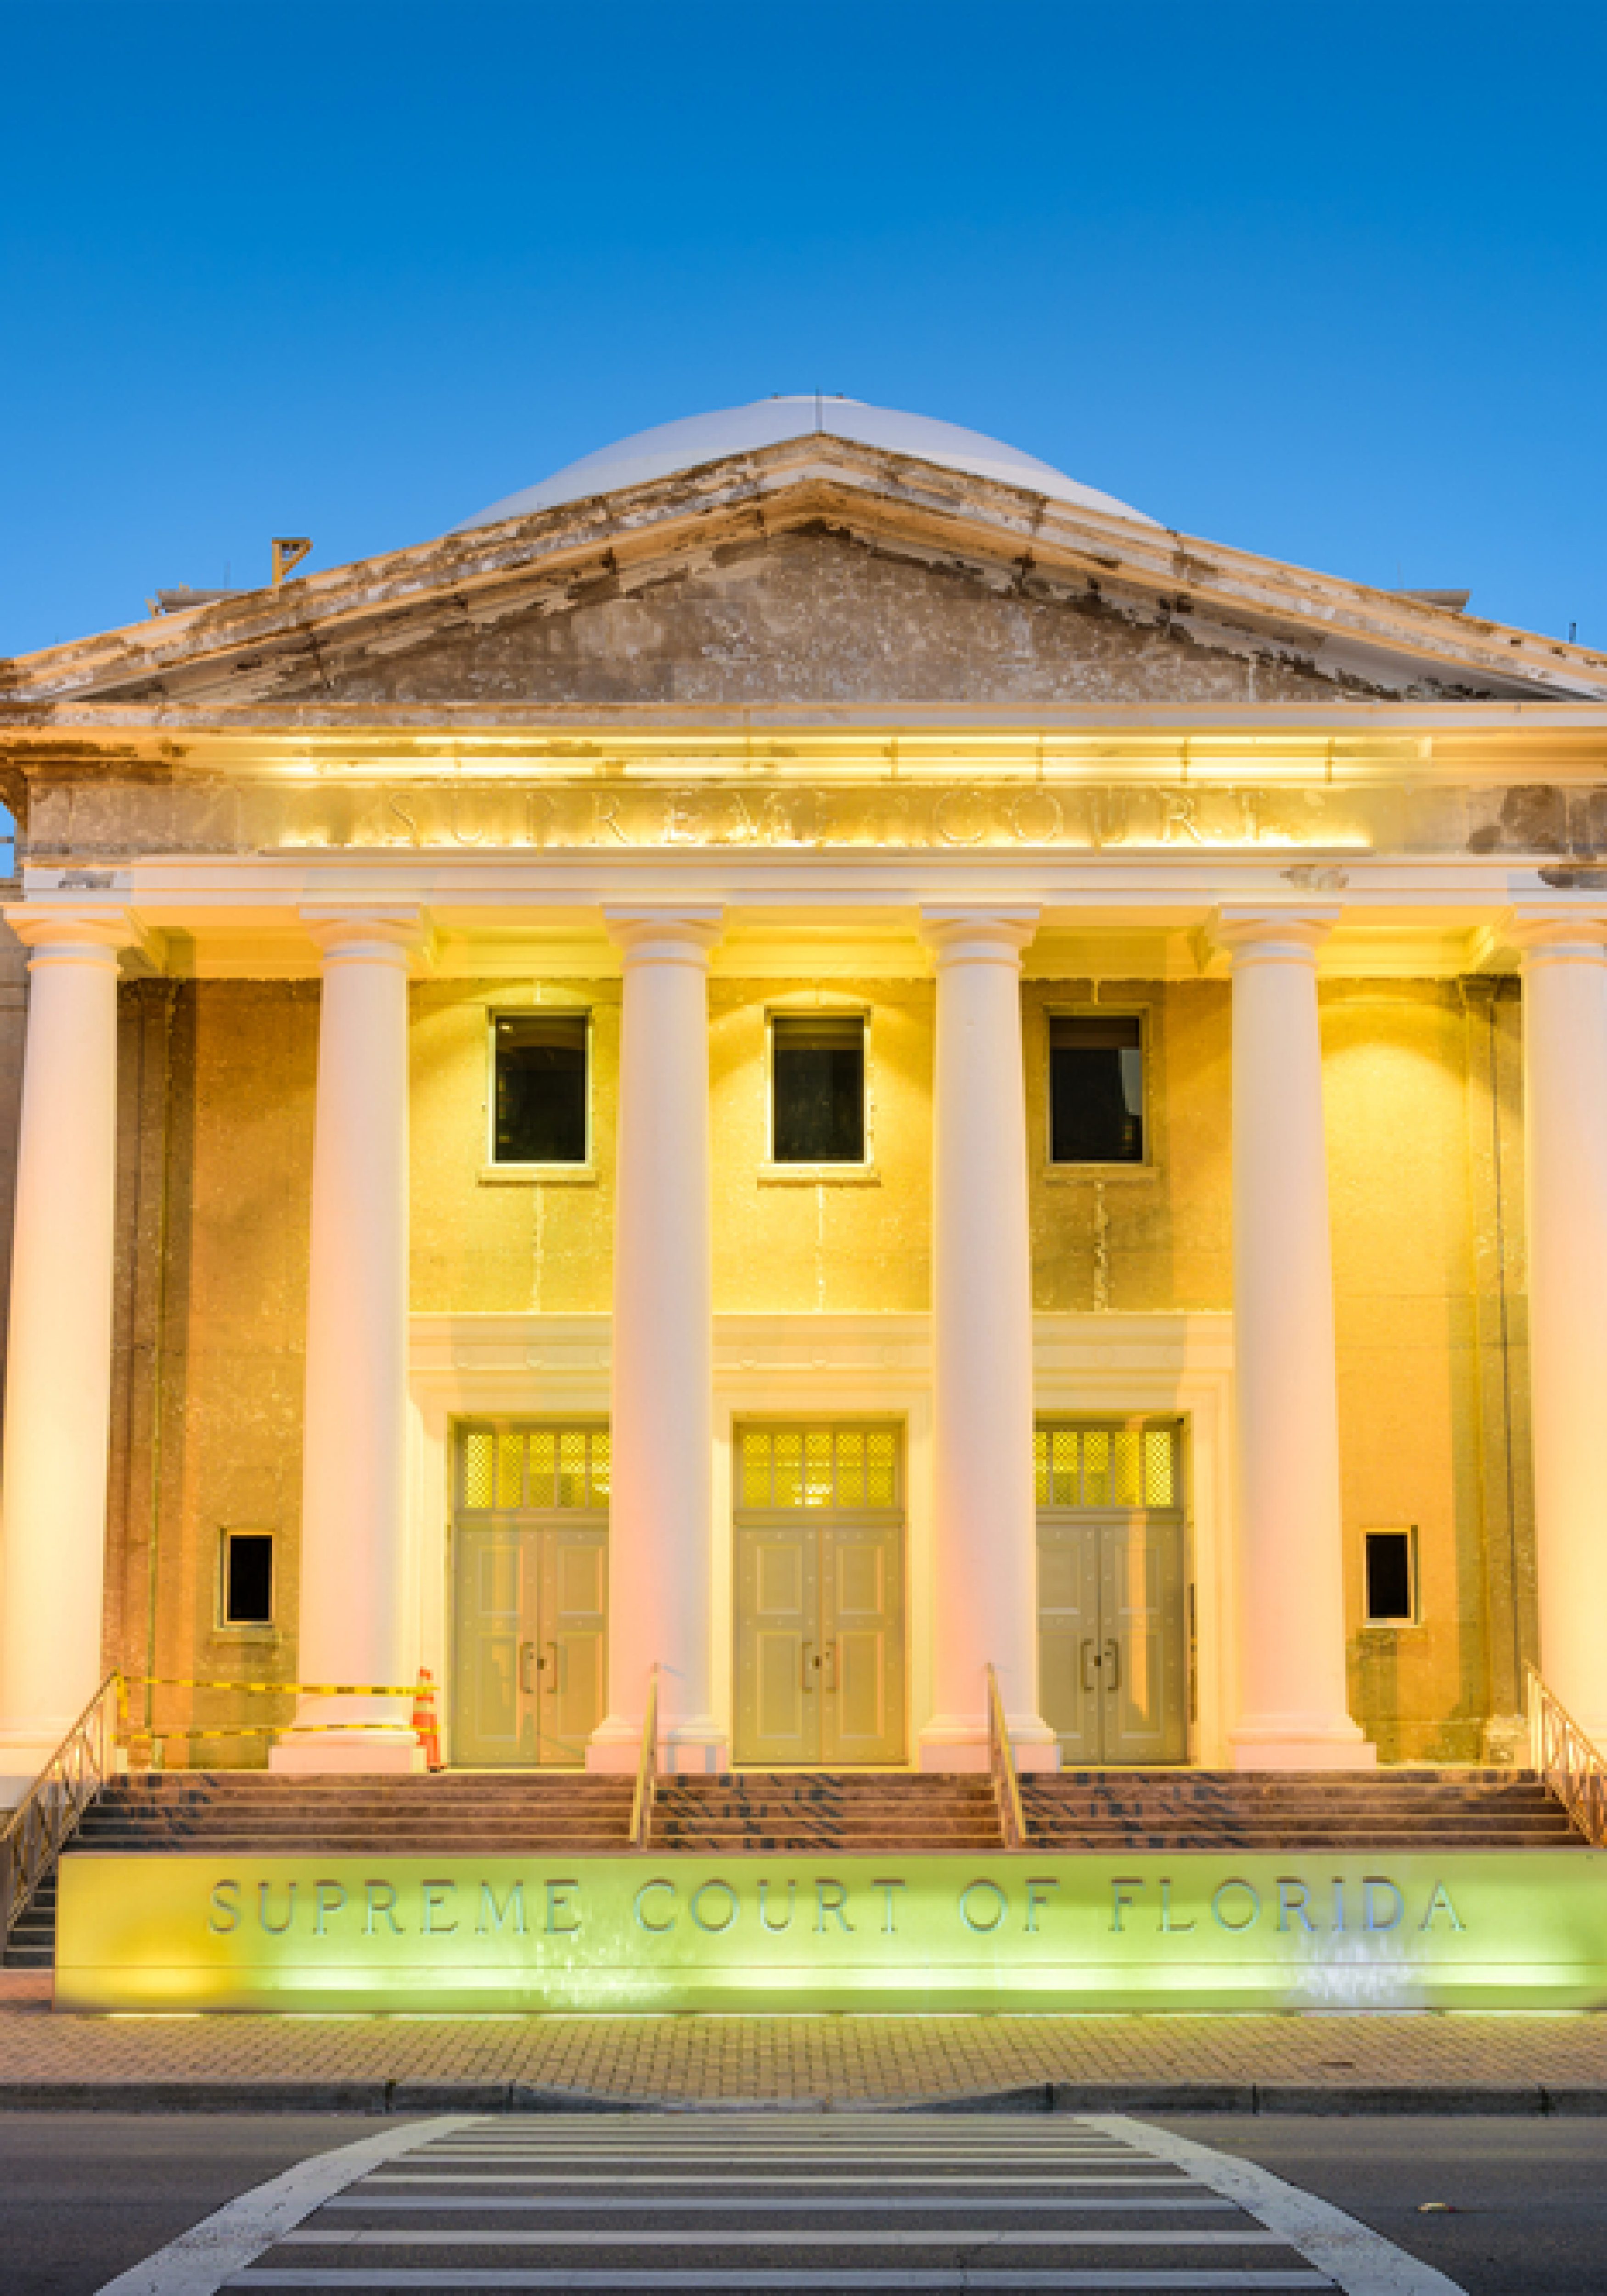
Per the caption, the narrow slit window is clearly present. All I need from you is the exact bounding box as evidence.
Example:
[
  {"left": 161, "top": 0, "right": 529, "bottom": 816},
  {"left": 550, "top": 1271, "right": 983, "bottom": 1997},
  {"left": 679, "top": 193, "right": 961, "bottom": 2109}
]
[
  {"left": 1364, "top": 1528, "right": 1417, "bottom": 1624},
  {"left": 494, "top": 1014, "right": 588, "bottom": 1165},
  {"left": 771, "top": 1016, "right": 865, "bottom": 1164},
  {"left": 221, "top": 1531, "right": 274, "bottom": 1627},
  {"left": 1050, "top": 1014, "right": 1144, "bottom": 1165}
]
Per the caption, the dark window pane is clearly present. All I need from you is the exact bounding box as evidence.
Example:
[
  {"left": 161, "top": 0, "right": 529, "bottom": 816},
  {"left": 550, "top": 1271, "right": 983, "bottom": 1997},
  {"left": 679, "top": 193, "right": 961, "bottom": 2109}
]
[
  {"left": 225, "top": 1533, "right": 274, "bottom": 1626},
  {"left": 495, "top": 1015, "right": 588, "bottom": 1164},
  {"left": 1365, "top": 1531, "right": 1414, "bottom": 1622},
  {"left": 1050, "top": 1014, "right": 1144, "bottom": 1164},
  {"left": 773, "top": 1017, "right": 865, "bottom": 1164}
]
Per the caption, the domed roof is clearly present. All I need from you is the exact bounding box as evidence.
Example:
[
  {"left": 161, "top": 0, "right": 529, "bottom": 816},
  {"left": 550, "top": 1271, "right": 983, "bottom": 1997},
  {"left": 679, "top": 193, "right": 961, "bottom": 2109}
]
[{"left": 453, "top": 395, "right": 1158, "bottom": 532}]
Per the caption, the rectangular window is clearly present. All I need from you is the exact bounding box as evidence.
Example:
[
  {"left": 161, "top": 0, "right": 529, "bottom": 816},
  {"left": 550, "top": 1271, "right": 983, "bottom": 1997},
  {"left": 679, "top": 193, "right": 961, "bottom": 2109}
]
[
  {"left": 221, "top": 1531, "right": 274, "bottom": 1627},
  {"left": 1050, "top": 1013, "right": 1144, "bottom": 1165},
  {"left": 771, "top": 1015, "right": 866, "bottom": 1164},
  {"left": 494, "top": 1013, "right": 588, "bottom": 1165},
  {"left": 1364, "top": 1528, "right": 1417, "bottom": 1624}
]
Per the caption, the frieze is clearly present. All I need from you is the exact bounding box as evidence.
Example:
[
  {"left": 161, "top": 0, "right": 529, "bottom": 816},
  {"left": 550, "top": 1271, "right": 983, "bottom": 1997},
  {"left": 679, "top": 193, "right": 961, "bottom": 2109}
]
[{"left": 24, "top": 774, "right": 1607, "bottom": 864}]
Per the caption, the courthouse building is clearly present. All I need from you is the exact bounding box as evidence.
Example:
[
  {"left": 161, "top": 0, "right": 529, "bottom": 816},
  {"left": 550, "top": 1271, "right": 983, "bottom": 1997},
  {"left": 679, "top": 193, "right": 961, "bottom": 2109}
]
[{"left": 2, "top": 394, "right": 1607, "bottom": 1804}]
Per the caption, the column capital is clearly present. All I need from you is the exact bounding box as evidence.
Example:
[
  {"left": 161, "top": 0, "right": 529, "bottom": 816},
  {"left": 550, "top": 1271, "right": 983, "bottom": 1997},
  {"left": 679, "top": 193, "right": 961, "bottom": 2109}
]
[
  {"left": 1208, "top": 904, "right": 1342, "bottom": 966},
  {"left": 5, "top": 905, "right": 138, "bottom": 961},
  {"left": 1505, "top": 906, "right": 1607, "bottom": 962},
  {"left": 918, "top": 906, "right": 1040, "bottom": 965},
  {"left": 299, "top": 906, "right": 430, "bottom": 964},
  {"left": 604, "top": 906, "right": 724, "bottom": 966}
]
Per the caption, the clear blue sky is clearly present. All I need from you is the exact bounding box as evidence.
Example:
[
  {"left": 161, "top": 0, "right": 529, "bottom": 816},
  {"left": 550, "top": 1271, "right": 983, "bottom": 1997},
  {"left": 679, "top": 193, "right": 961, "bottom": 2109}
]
[{"left": 3, "top": 0, "right": 1604, "bottom": 659}]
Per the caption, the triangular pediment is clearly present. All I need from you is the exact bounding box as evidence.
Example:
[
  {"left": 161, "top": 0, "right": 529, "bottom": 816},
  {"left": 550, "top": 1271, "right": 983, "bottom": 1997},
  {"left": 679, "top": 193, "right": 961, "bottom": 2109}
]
[{"left": 5, "top": 433, "right": 1604, "bottom": 715}]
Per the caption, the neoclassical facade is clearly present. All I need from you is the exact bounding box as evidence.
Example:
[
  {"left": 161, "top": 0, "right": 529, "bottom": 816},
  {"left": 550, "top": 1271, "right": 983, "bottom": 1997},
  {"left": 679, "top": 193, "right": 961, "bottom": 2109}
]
[{"left": 1, "top": 396, "right": 1606, "bottom": 1803}]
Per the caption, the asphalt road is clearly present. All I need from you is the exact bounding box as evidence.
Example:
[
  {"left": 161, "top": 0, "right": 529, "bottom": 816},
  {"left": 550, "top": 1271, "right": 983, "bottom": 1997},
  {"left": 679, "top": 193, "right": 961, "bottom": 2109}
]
[
  {"left": 1152, "top": 2112, "right": 1607, "bottom": 2296},
  {"left": 0, "top": 2115, "right": 405, "bottom": 2296},
  {"left": 0, "top": 2109, "right": 1601, "bottom": 2295}
]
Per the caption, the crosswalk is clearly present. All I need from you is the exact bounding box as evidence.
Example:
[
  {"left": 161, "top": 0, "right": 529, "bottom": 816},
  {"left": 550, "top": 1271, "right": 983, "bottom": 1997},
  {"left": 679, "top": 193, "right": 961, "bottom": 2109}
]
[{"left": 199, "top": 2110, "right": 1443, "bottom": 2293}]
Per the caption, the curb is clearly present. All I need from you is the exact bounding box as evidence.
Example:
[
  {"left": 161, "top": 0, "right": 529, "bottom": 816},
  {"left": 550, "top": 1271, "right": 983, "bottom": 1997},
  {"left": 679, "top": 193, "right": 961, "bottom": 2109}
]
[{"left": 0, "top": 2078, "right": 1602, "bottom": 2115}]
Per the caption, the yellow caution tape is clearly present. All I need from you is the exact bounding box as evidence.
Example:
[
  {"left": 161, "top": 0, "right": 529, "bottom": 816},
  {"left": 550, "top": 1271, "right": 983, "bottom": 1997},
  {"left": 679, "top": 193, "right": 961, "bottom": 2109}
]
[
  {"left": 121, "top": 1721, "right": 422, "bottom": 1743},
  {"left": 123, "top": 1678, "right": 427, "bottom": 1698}
]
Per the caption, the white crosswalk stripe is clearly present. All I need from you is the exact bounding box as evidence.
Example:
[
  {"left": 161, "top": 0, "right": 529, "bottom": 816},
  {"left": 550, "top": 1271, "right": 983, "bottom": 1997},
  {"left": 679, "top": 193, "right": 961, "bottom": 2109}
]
[
  {"left": 97, "top": 2110, "right": 1467, "bottom": 2296},
  {"left": 211, "top": 2112, "right": 1400, "bottom": 2293}
]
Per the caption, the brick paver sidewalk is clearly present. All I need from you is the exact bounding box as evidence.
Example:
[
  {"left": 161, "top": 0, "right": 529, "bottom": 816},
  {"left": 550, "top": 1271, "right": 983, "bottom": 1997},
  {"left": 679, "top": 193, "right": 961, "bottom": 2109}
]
[{"left": 1, "top": 1973, "right": 1605, "bottom": 2107}]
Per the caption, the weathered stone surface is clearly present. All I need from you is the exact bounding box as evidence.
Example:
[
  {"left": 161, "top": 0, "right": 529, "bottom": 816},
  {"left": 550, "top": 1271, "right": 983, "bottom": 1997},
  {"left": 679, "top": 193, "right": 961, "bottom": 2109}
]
[{"left": 253, "top": 527, "right": 1372, "bottom": 710}]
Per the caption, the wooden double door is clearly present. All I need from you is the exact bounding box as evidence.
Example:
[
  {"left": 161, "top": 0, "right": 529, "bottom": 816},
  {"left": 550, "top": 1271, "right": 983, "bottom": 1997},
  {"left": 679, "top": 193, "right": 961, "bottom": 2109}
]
[
  {"left": 734, "top": 1424, "right": 906, "bottom": 1766},
  {"left": 1037, "top": 1421, "right": 1189, "bottom": 1765},
  {"left": 450, "top": 1422, "right": 608, "bottom": 1767}
]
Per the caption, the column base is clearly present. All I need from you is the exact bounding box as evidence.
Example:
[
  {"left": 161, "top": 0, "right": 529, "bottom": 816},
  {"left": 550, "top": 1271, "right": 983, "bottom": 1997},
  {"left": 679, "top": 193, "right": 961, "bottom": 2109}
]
[
  {"left": 1481, "top": 1712, "right": 1532, "bottom": 1767},
  {"left": 269, "top": 1732, "right": 426, "bottom": 1778},
  {"left": 1228, "top": 1717, "right": 1377, "bottom": 1772},
  {"left": 587, "top": 1716, "right": 730, "bottom": 1775},
  {"left": 917, "top": 1713, "right": 1060, "bottom": 1775}
]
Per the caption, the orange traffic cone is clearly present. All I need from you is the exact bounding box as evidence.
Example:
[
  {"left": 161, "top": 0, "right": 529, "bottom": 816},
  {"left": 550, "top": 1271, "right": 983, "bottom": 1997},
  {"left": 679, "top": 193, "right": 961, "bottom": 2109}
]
[{"left": 412, "top": 1667, "right": 443, "bottom": 1771}]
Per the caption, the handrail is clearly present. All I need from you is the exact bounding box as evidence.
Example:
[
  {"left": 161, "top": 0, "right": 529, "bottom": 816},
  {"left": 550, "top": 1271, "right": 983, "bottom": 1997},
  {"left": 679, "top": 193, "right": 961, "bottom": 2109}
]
[
  {"left": 985, "top": 1663, "right": 1027, "bottom": 1851},
  {"left": 0, "top": 1670, "right": 122, "bottom": 1947},
  {"left": 1526, "top": 1665, "right": 1607, "bottom": 1847},
  {"left": 629, "top": 1666, "right": 659, "bottom": 1851}
]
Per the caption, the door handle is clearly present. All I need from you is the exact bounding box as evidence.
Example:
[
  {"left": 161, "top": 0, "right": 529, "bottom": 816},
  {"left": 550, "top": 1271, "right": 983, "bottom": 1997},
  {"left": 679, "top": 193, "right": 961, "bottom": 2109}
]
[
  {"left": 1105, "top": 1638, "right": 1121, "bottom": 1692},
  {"left": 1080, "top": 1637, "right": 1096, "bottom": 1692},
  {"left": 801, "top": 1640, "right": 815, "bottom": 1692},
  {"left": 519, "top": 1641, "right": 536, "bottom": 1695},
  {"left": 824, "top": 1639, "right": 839, "bottom": 1694},
  {"left": 545, "top": 1639, "right": 561, "bottom": 1696}
]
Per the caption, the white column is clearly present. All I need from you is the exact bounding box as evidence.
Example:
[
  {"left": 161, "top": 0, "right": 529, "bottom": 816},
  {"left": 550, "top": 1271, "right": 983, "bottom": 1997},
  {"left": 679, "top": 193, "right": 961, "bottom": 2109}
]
[
  {"left": 917, "top": 906, "right": 1056, "bottom": 1773},
  {"left": 271, "top": 909, "right": 425, "bottom": 1775},
  {"left": 1512, "top": 911, "right": 1607, "bottom": 1746},
  {"left": 1214, "top": 906, "right": 1371, "bottom": 1770},
  {"left": 0, "top": 911, "right": 132, "bottom": 1801},
  {"left": 588, "top": 906, "right": 725, "bottom": 1774}
]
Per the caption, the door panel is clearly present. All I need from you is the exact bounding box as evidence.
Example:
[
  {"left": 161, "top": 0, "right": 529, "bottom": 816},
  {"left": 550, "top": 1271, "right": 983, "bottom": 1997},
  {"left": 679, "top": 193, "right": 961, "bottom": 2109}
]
[
  {"left": 540, "top": 1526, "right": 607, "bottom": 1763},
  {"left": 1102, "top": 1517, "right": 1186, "bottom": 1762},
  {"left": 453, "top": 1526, "right": 540, "bottom": 1765},
  {"left": 736, "top": 1526, "right": 819, "bottom": 1763},
  {"left": 822, "top": 1522, "right": 905, "bottom": 1763},
  {"left": 451, "top": 1422, "right": 610, "bottom": 1769},
  {"left": 1037, "top": 1519, "right": 1101, "bottom": 1763},
  {"left": 1037, "top": 1413, "right": 1188, "bottom": 1766}
]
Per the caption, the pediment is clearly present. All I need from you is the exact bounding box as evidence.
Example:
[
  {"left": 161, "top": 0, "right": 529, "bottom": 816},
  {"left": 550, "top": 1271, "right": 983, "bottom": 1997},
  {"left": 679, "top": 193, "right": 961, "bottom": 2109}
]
[{"left": 5, "top": 434, "right": 1604, "bottom": 715}]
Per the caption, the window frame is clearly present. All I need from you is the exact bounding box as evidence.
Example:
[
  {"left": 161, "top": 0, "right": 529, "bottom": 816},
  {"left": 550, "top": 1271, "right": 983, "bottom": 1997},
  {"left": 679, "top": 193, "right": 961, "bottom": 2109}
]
[
  {"left": 1361, "top": 1526, "right": 1420, "bottom": 1628},
  {"left": 482, "top": 1004, "right": 596, "bottom": 1183},
  {"left": 760, "top": 1004, "right": 877, "bottom": 1182},
  {"left": 1043, "top": 1000, "right": 1154, "bottom": 1178},
  {"left": 217, "top": 1527, "right": 276, "bottom": 1634}
]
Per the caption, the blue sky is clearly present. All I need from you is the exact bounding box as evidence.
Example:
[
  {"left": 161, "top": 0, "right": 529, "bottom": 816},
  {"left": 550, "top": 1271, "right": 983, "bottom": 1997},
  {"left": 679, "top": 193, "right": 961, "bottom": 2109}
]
[{"left": 3, "top": 0, "right": 1604, "bottom": 657}]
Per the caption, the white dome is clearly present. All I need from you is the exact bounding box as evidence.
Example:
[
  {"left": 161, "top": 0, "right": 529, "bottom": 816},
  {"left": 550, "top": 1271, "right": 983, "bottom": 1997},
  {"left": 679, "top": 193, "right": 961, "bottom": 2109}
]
[{"left": 453, "top": 395, "right": 1158, "bottom": 532}]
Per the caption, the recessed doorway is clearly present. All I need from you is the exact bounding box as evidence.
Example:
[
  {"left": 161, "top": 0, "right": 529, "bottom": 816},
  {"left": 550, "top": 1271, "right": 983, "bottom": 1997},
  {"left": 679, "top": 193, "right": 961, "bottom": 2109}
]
[
  {"left": 1037, "top": 1419, "right": 1189, "bottom": 1765},
  {"left": 733, "top": 1423, "right": 907, "bottom": 1766},
  {"left": 450, "top": 1421, "right": 608, "bottom": 1766}
]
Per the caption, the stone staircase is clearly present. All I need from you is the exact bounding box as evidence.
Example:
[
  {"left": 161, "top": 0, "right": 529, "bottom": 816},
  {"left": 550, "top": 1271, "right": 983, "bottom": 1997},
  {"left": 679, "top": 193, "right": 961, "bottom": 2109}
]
[
  {"left": 1023, "top": 1767, "right": 1582, "bottom": 1851},
  {"left": 1, "top": 1764, "right": 1584, "bottom": 1970},
  {"left": 653, "top": 1772, "right": 1002, "bottom": 1853}
]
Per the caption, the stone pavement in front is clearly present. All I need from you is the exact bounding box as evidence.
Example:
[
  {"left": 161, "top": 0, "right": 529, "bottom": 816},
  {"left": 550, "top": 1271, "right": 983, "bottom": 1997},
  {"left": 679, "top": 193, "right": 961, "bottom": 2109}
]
[{"left": 1, "top": 1974, "right": 1607, "bottom": 2102}]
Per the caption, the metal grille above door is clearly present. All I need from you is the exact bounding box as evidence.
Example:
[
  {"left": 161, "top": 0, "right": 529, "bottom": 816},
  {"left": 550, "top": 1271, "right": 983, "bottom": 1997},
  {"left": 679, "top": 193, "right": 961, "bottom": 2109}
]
[
  {"left": 734, "top": 1423, "right": 906, "bottom": 1767},
  {"left": 1037, "top": 1418, "right": 1188, "bottom": 1767},
  {"left": 452, "top": 1421, "right": 607, "bottom": 1768}
]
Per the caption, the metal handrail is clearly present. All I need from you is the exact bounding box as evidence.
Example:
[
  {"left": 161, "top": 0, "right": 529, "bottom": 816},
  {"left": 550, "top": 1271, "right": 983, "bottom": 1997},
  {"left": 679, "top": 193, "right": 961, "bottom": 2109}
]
[
  {"left": 985, "top": 1663, "right": 1027, "bottom": 1851},
  {"left": 0, "top": 1670, "right": 122, "bottom": 1947},
  {"left": 1526, "top": 1665, "right": 1607, "bottom": 1847},
  {"left": 629, "top": 1666, "right": 659, "bottom": 1852}
]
